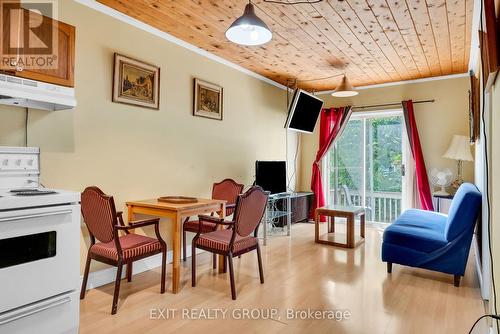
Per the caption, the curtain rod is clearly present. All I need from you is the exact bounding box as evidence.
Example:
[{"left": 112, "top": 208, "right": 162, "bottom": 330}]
[{"left": 351, "top": 99, "right": 435, "bottom": 110}]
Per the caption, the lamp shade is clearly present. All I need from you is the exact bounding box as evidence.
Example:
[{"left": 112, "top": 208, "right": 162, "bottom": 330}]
[
  {"left": 443, "top": 135, "right": 474, "bottom": 161},
  {"left": 225, "top": 3, "right": 272, "bottom": 46},
  {"left": 331, "top": 75, "right": 358, "bottom": 97}
]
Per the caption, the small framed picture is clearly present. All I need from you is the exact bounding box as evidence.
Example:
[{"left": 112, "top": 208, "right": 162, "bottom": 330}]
[
  {"left": 193, "top": 78, "right": 223, "bottom": 120},
  {"left": 112, "top": 53, "right": 160, "bottom": 110}
]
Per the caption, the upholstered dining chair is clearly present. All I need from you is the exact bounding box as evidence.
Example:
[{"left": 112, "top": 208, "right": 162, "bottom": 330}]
[
  {"left": 191, "top": 186, "right": 269, "bottom": 300},
  {"left": 80, "top": 186, "right": 167, "bottom": 315},
  {"left": 182, "top": 178, "right": 244, "bottom": 265}
]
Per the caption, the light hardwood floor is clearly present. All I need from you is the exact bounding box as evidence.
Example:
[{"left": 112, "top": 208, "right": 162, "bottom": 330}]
[{"left": 80, "top": 223, "right": 486, "bottom": 334}]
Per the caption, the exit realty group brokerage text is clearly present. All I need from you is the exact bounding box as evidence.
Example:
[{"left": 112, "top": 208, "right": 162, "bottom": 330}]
[{"left": 150, "top": 308, "right": 352, "bottom": 321}]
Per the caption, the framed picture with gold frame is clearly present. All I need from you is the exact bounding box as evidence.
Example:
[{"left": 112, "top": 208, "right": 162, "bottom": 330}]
[
  {"left": 112, "top": 53, "right": 160, "bottom": 110},
  {"left": 193, "top": 78, "right": 223, "bottom": 120}
]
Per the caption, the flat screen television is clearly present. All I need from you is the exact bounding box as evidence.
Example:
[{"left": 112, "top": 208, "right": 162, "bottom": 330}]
[
  {"left": 285, "top": 89, "right": 324, "bottom": 133},
  {"left": 255, "top": 161, "right": 287, "bottom": 194}
]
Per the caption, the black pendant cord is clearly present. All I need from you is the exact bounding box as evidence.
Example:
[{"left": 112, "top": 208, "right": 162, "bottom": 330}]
[
  {"left": 469, "top": 1, "right": 498, "bottom": 334},
  {"left": 296, "top": 73, "right": 343, "bottom": 83},
  {"left": 263, "top": 0, "right": 324, "bottom": 4},
  {"left": 478, "top": 0, "right": 498, "bottom": 331},
  {"left": 468, "top": 314, "right": 500, "bottom": 334}
]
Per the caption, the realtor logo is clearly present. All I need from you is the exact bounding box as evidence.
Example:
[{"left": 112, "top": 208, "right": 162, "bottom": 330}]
[{"left": 0, "top": 0, "right": 58, "bottom": 71}]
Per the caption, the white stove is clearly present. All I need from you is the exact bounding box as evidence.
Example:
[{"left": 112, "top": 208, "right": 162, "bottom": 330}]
[
  {"left": 0, "top": 188, "right": 80, "bottom": 211},
  {"left": 0, "top": 146, "right": 80, "bottom": 334}
]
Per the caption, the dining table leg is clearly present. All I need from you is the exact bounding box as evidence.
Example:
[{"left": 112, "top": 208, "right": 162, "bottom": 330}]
[
  {"left": 172, "top": 213, "right": 182, "bottom": 293},
  {"left": 126, "top": 205, "right": 136, "bottom": 234},
  {"left": 217, "top": 202, "right": 226, "bottom": 274}
]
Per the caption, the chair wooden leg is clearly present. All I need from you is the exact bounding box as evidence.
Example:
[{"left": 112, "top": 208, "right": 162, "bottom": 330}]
[
  {"left": 80, "top": 254, "right": 91, "bottom": 300},
  {"left": 126, "top": 262, "right": 133, "bottom": 282},
  {"left": 111, "top": 262, "right": 123, "bottom": 315},
  {"left": 387, "top": 262, "right": 392, "bottom": 274},
  {"left": 161, "top": 248, "right": 166, "bottom": 294},
  {"left": 228, "top": 253, "right": 236, "bottom": 300},
  {"left": 454, "top": 275, "right": 461, "bottom": 287},
  {"left": 223, "top": 256, "right": 227, "bottom": 273},
  {"left": 256, "top": 244, "right": 264, "bottom": 284},
  {"left": 191, "top": 243, "right": 197, "bottom": 287},
  {"left": 183, "top": 228, "right": 187, "bottom": 262},
  {"left": 213, "top": 253, "right": 217, "bottom": 270}
]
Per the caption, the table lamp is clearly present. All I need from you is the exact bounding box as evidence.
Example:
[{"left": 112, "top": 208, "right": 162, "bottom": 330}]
[{"left": 443, "top": 135, "right": 474, "bottom": 189}]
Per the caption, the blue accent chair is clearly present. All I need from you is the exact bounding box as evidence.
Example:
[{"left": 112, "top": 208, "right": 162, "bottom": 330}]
[{"left": 381, "top": 183, "right": 482, "bottom": 286}]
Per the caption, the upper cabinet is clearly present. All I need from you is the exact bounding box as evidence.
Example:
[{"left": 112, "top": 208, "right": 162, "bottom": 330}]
[
  {"left": 1, "top": 8, "right": 75, "bottom": 87},
  {"left": 15, "top": 19, "right": 75, "bottom": 87}
]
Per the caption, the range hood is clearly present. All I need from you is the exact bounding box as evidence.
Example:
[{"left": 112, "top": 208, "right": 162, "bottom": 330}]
[{"left": 0, "top": 73, "right": 76, "bottom": 111}]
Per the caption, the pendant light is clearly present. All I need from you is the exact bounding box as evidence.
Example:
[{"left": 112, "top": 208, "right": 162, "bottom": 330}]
[
  {"left": 226, "top": 1, "right": 272, "bottom": 46},
  {"left": 331, "top": 75, "right": 359, "bottom": 97}
]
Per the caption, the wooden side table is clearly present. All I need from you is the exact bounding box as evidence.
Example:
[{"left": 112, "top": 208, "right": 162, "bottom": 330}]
[{"left": 315, "top": 205, "right": 365, "bottom": 248}]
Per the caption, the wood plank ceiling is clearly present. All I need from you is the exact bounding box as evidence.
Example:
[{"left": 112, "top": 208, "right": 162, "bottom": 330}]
[{"left": 97, "top": 0, "right": 473, "bottom": 91}]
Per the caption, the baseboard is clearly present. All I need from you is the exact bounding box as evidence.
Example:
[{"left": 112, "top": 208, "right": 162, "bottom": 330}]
[
  {"left": 473, "top": 236, "right": 484, "bottom": 294},
  {"left": 81, "top": 247, "right": 204, "bottom": 290}
]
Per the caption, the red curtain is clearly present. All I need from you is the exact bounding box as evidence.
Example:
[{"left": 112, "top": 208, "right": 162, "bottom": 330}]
[
  {"left": 310, "top": 106, "right": 352, "bottom": 219},
  {"left": 402, "top": 100, "right": 434, "bottom": 211}
]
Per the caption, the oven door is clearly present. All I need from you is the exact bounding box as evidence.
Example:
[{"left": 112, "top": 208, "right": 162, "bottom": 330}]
[
  {"left": 0, "top": 204, "right": 80, "bottom": 313},
  {"left": 0, "top": 290, "right": 79, "bottom": 334}
]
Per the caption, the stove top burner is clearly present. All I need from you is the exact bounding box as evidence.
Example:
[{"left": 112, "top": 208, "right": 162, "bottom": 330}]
[{"left": 10, "top": 189, "right": 57, "bottom": 196}]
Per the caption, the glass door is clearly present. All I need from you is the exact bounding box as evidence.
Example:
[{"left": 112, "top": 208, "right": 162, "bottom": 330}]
[{"left": 325, "top": 110, "right": 405, "bottom": 223}]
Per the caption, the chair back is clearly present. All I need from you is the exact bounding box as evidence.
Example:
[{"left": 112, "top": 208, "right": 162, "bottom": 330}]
[
  {"left": 212, "top": 179, "right": 244, "bottom": 216},
  {"left": 445, "top": 183, "right": 482, "bottom": 241},
  {"left": 233, "top": 186, "right": 269, "bottom": 237},
  {"left": 340, "top": 185, "right": 353, "bottom": 206},
  {"left": 81, "top": 186, "right": 117, "bottom": 243}
]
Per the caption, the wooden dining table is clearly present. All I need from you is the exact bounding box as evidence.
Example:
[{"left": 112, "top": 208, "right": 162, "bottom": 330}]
[{"left": 126, "top": 198, "right": 226, "bottom": 293}]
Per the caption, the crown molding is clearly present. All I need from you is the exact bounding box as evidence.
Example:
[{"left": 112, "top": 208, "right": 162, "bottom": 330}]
[
  {"left": 75, "top": 0, "right": 476, "bottom": 94},
  {"left": 468, "top": 0, "right": 481, "bottom": 73},
  {"left": 74, "top": 0, "right": 287, "bottom": 90},
  {"left": 316, "top": 73, "right": 470, "bottom": 96}
]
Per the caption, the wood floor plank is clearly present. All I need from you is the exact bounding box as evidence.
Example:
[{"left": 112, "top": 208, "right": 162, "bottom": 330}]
[{"left": 80, "top": 224, "right": 486, "bottom": 334}]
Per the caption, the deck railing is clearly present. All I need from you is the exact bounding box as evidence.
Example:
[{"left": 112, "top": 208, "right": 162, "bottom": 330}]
[{"left": 332, "top": 190, "right": 402, "bottom": 223}]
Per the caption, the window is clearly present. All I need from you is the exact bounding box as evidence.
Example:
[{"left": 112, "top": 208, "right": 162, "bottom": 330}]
[{"left": 324, "top": 110, "right": 406, "bottom": 223}]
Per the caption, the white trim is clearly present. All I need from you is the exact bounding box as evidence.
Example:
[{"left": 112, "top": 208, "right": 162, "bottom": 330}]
[
  {"left": 316, "top": 73, "right": 470, "bottom": 95},
  {"left": 81, "top": 247, "right": 204, "bottom": 291},
  {"left": 73, "top": 0, "right": 287, "bottom": 90},
  {"left": 73, "top": 1, "right": 474, "bottom": 93},
  {"left": 468, "top": 0, "right": 481, "bottom": 72},
  {"left": 473, "top": 236, "right": 485, "bottom": 298},
  {"left": 350, "top": 108, "right": 403, "bottom": 118}
]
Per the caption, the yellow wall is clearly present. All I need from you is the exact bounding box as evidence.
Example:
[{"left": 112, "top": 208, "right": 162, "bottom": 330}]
[
  {"left": 298, "top": 77, "right": 474, "bottom": 192},
  {"left": 0, "top": 1, "right": 290, "bottom": 273}
]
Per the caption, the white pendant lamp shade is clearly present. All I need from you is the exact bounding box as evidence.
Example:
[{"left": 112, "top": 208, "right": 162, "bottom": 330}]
[
  {"left": 443, "top": 135, "right": 474, "bottom": 161},
  {"left": 331, "top": 75, "right": 359, "bottom": 97},
  {"left": 226, "top": 2, "right": 272, "bottom": 46}
]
